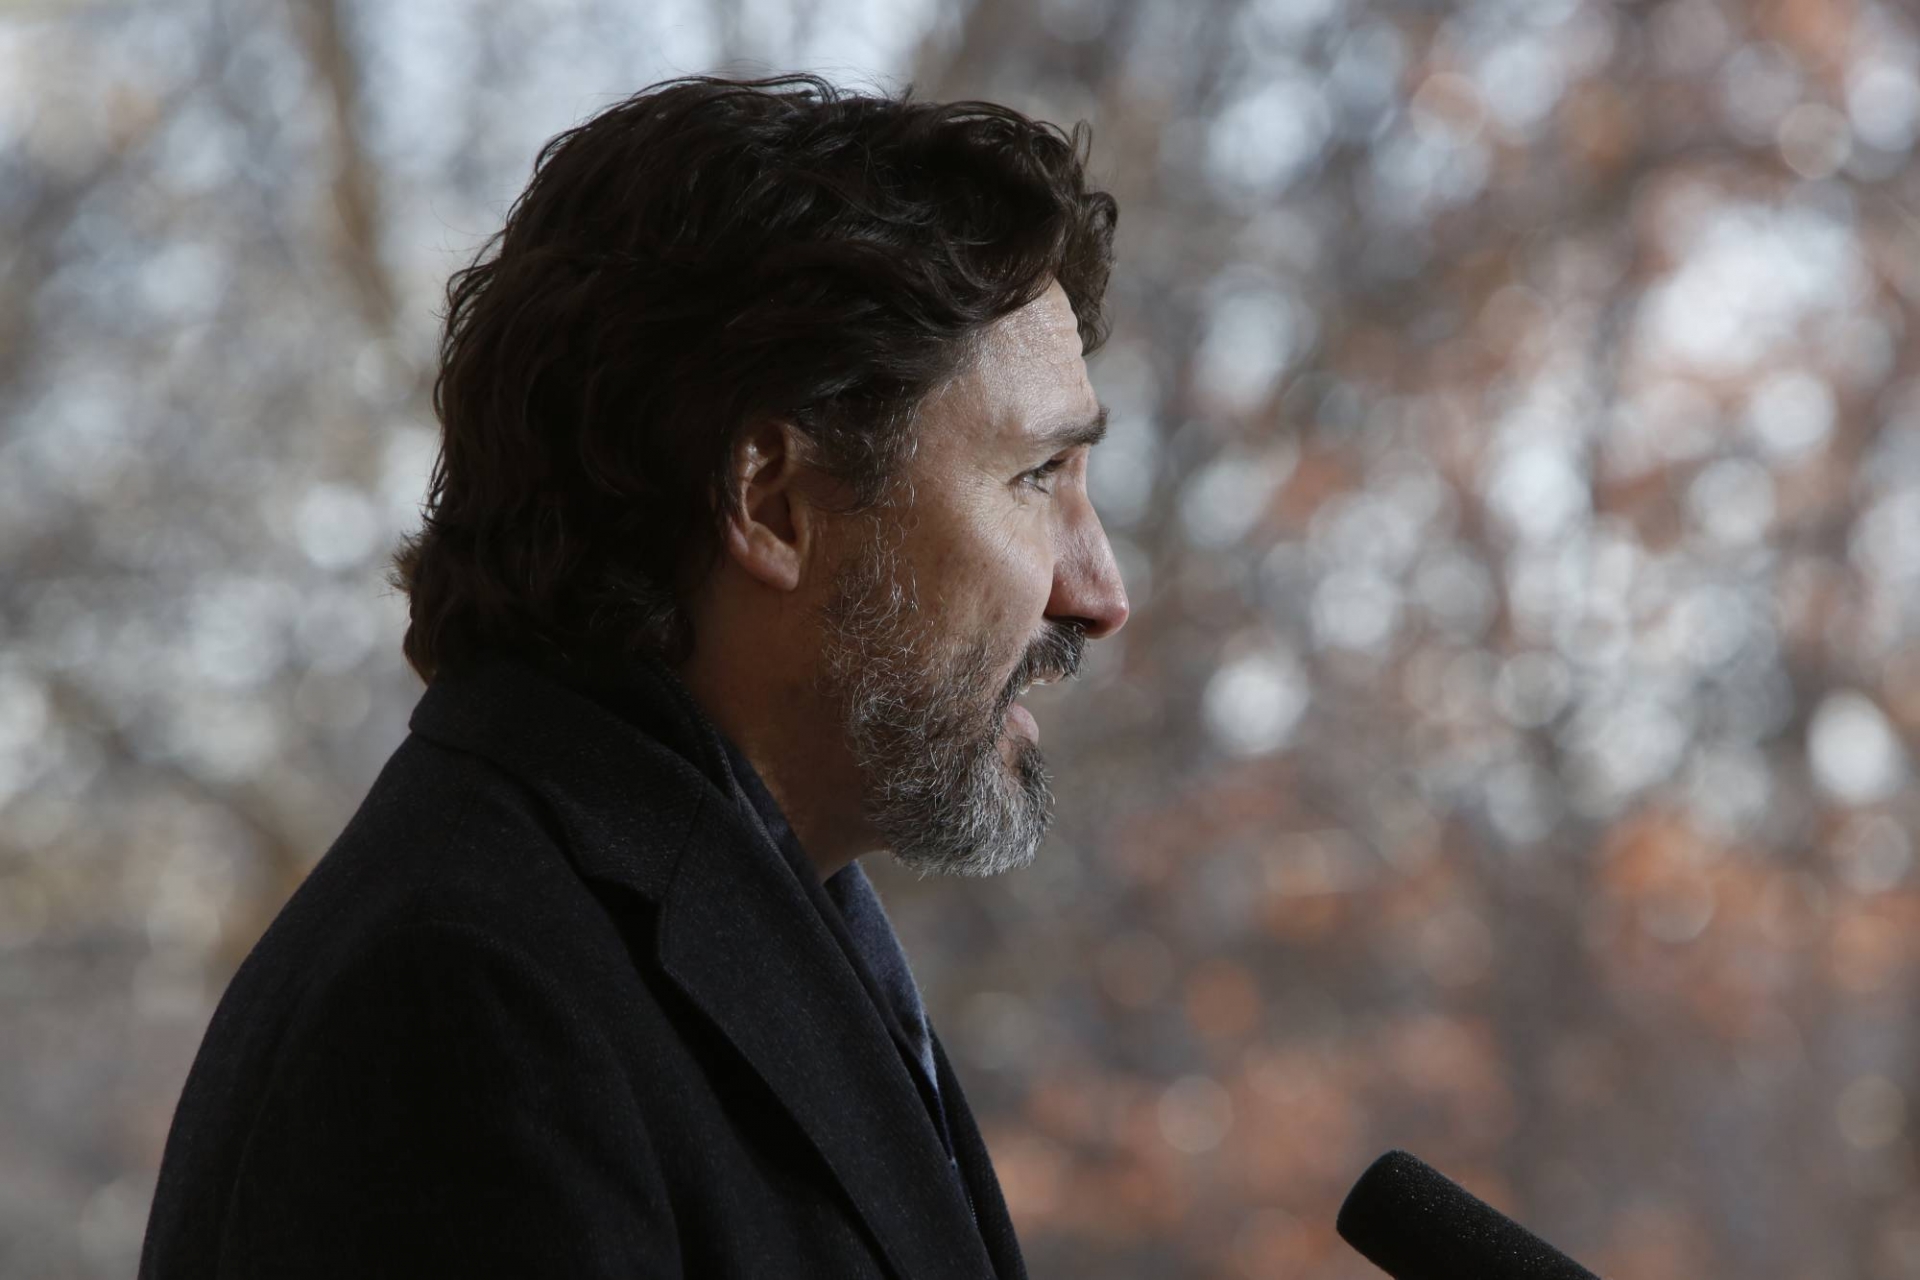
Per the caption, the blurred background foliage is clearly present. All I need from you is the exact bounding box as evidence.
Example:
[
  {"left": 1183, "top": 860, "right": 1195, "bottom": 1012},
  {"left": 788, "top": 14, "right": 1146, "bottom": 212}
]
[{"left": 6, "top": 0, "right": 1920, "bottom": 1275}]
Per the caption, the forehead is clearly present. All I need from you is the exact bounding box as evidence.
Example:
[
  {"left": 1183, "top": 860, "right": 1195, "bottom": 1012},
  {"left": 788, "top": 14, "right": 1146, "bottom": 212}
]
[{"left": 919, "top": 281, "right": 1097, "bottom": 455}]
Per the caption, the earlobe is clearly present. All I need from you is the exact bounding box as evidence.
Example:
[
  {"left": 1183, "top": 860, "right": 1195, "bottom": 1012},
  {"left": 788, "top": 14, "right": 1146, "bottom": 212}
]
[{"left": 722, "top": 421, "right": 810, "bottom": 593}]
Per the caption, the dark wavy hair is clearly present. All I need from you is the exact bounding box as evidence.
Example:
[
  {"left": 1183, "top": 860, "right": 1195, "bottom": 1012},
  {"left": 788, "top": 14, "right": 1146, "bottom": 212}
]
[{"left": 392, "top": 74, "right": 1118, "bottom": 681}]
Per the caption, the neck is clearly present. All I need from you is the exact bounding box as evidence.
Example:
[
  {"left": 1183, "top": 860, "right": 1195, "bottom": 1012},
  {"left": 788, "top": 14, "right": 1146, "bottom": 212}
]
[{"left": 675, "top": 646, "right": 877, "bottom": 881}]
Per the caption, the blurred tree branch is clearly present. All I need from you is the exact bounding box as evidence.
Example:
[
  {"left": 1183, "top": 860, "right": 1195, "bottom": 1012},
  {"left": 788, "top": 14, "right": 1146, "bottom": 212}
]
[
  {"left": 40, "top": 670, "right": 317, "bottom": 969},
  {"left": 288, "top": 0, "right": 395, "bottom": 335}
]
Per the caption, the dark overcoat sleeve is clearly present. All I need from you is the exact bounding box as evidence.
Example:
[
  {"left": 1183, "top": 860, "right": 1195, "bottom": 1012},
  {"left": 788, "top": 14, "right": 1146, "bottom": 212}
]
[{"left": 213, "top": 918, "right": 680, "bottom": 1278}]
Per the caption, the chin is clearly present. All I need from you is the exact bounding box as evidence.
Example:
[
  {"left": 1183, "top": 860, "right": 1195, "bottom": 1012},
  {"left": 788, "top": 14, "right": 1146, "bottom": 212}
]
[
  {"left": 893, "top": 735, "right": 1053, "bottom": 879},
  {"left": 892, "top": 836, "right": 1042, "bottom": 880}
]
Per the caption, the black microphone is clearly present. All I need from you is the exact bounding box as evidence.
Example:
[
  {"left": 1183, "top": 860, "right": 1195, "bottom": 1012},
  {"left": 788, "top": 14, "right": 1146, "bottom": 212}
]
[{"left": 1336, "top": 1150, "right": 1601, "bottom": 1280}]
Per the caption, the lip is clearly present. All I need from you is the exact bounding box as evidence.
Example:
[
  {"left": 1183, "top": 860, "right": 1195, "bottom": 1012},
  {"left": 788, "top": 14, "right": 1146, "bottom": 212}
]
[{"left": 1005, "top": 701, "right": 1039, "bottom": 743}]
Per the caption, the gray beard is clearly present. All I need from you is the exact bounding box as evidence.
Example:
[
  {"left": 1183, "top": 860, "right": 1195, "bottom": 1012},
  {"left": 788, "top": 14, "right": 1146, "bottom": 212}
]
[{"left": 818, "top": 520, "right": 1082, "bottom": 878}]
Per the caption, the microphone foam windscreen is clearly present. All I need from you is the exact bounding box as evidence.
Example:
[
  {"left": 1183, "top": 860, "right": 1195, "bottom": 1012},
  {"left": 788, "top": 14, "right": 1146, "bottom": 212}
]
[{"left": 1336, "top": 1150, "right": 1600, "bottom": 1280}]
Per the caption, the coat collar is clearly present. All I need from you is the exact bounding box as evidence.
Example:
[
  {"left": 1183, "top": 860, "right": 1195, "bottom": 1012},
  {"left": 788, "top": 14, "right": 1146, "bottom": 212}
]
[{"left": 409, "top": 655, "right": 1010, "bottom": 1280}]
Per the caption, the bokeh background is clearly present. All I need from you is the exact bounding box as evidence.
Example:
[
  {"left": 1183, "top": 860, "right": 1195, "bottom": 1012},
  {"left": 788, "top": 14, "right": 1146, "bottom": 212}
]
[{"left": 7, "top": 0, "right": 1920, "bottom": 1275}]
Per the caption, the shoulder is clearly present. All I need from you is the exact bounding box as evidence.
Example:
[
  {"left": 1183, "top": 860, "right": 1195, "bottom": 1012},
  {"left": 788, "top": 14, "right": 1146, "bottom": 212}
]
[
  {"left": 276, "top": 915, "right": 626, "bottom": 1078},
  {"left": 210, "top": 731, "right": 666, "bottom": 1067},
  {"left": 206, "top": 912, "right": 680, "bottom": 1279}
]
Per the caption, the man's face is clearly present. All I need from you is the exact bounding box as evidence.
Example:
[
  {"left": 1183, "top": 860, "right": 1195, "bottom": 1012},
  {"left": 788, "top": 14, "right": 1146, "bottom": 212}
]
[{"left": 815, "top": 282, "right": 1129, "bottom": 877}]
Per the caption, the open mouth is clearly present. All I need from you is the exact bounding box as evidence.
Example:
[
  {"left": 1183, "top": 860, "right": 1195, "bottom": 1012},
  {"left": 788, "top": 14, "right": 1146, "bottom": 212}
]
[{"left": 1004, "top": 673, "right": 1063, "bottom": 743}]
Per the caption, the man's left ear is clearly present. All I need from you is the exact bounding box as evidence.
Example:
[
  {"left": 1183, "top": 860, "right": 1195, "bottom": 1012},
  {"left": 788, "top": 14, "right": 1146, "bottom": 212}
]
[{"left": 719, "top": 418, "right": 818, "bottom": 593}]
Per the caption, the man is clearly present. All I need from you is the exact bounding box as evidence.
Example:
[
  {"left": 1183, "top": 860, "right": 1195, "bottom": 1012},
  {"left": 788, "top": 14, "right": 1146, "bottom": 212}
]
[{"left": 140, "top": 74, "right": 1127, "bottom": 1279}]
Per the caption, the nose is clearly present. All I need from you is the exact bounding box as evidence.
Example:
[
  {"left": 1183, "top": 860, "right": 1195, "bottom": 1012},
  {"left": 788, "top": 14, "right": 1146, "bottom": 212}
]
[{"left": 1047, "top": 502, "right": 1130, "bottom": 641}]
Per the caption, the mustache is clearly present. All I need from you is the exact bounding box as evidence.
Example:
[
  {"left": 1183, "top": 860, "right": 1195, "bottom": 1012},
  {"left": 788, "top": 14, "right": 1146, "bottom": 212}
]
[{"left": 1001, "top": 621, "right": 1087, "bottom": 706}]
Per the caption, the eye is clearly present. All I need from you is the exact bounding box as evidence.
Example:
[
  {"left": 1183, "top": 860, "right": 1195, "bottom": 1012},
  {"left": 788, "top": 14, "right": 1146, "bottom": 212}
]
[{"left": 1018, "top": 457, "right": 1069, "bottom": 494}]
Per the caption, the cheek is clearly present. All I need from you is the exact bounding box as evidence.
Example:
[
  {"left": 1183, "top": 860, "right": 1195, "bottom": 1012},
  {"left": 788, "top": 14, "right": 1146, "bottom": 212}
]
[
  {"left": 959, "top": 537, "right": 1054, "bottom": 635},
  {"left": 917, "top": 517, "right": 1053, "bottom": 632}
]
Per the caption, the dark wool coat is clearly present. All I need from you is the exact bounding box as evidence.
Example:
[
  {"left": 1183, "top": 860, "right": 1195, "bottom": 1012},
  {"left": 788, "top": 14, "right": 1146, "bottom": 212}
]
[{"left": 138, "top": 655, "right": 1027, "bottom": 1280}]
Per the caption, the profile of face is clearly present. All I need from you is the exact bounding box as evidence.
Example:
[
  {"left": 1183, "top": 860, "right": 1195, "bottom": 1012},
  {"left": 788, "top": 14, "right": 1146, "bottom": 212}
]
[{"left": 814, "top": 282, "right": 1130, "bottom": 877}]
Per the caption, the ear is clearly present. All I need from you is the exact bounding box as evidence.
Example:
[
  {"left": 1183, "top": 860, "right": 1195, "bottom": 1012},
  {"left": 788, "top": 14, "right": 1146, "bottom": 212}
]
[{"left": 718, "top": 418, "right": 816, "bottom": 593}]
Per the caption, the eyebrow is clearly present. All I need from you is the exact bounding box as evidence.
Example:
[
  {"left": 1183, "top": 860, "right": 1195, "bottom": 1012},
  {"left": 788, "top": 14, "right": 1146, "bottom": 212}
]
[{"left": 1029, "top": 404, "right": 1109, "bottom": 455}]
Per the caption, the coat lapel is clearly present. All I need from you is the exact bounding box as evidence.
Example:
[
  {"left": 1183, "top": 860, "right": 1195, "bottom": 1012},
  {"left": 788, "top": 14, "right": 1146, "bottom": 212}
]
[
  {"left": 659, "top": 796, "right": 998, "bottom": 1280},
  {"left": 410, "top": 656, "right": 1000, "bottom": 1280},
  {"left": 931, "top": 1028, "right": 1029, "bottom": 1280}
]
